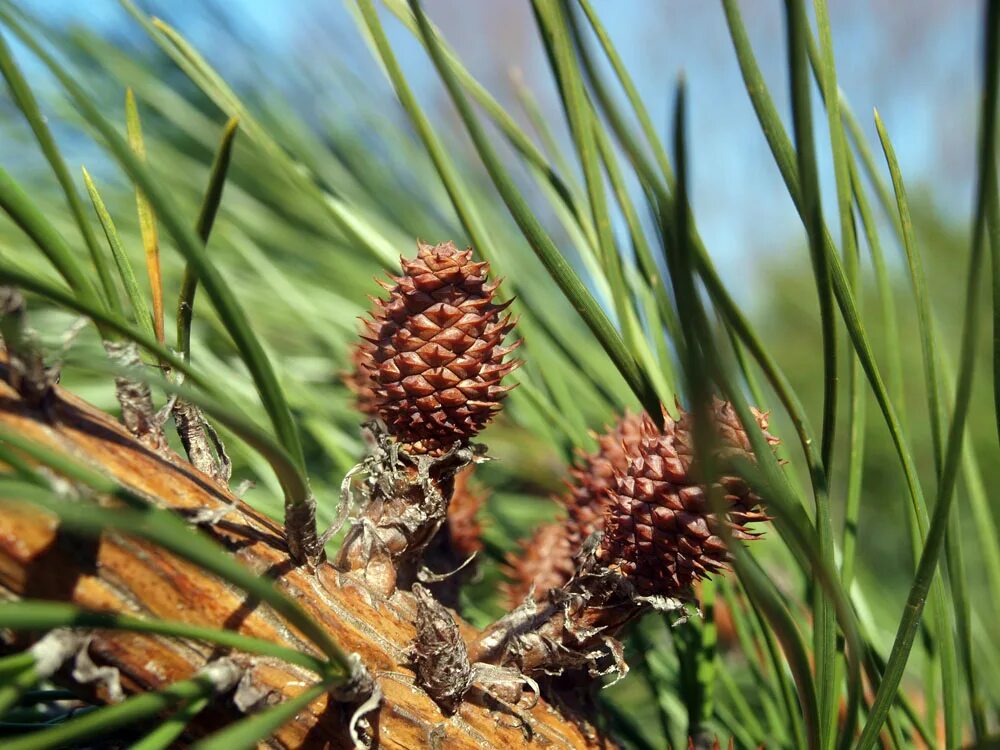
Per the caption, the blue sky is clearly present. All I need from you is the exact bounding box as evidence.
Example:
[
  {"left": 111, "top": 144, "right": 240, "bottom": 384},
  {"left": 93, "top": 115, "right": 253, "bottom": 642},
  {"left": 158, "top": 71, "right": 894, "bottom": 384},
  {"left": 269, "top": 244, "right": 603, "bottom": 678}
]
[{"left": 20, "top": 1, "right": 982, "bottom": 288}]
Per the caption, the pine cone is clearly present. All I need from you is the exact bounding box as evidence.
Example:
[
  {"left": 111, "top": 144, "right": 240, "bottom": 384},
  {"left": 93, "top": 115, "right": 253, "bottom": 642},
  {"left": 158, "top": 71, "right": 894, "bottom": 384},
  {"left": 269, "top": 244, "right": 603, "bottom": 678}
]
[
  {"left": 356, "top": 241, "right": 520, "bottom": 455},
  {"left": 597, "top": 399, "right": 776, "bottom": 596},
  {"left": 500, "top": 521, "right": 577, "bottom": 608}
]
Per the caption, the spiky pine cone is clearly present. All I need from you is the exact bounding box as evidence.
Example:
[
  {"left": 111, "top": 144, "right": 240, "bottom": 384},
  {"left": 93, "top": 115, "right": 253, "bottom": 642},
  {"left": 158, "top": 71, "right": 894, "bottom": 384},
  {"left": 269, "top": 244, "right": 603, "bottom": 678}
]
[
  {"left": 597, "top": 399, "right": 777, "bottom": 596},
  {"left": 356, "top": 240, "right": 520, "bottom": 455},
  {"left": 500, "top": 522, "right": 577, "bottom": 608}
]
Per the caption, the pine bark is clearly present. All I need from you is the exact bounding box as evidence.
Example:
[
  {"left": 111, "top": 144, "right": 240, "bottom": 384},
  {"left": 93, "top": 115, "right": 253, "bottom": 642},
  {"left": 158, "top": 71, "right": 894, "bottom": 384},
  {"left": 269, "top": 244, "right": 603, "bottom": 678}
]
[{"left": 0, "top": 375, "right": 610, "bottom": 749}]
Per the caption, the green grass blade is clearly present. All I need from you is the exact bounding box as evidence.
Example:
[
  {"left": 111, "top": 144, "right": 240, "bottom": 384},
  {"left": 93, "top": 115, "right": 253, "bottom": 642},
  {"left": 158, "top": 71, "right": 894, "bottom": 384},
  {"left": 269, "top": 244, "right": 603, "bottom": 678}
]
[
  {"left": 80, "top": 166, "right": 155, "bottom": 342},
  {"left": 736, "top": 553, "right": 820, "bottom": 750},
  {"left": 840, "top": 178, "right": 868, "bottom": 592},
  {"left": 532, "top": 1, "right": 667, "bottom": 400},
  {"left": 128, "top": 694, "right": 212, "bottom": 750},
  {"left": 873, "top": 112, "right": 944, "bottom": 478},
  {"left": 2, "top": 671, "right": 218, "bottom": 750},
  {"left": 571, "top": 0, "right": 674, "bottom": 186},
  {"left": 0, "top": 166, "right": 105, "bottom": 320},
  {"left": 124, "top": 87, "right": 164, "bottom": 344},
  {"left": 531, "top": 2, "right": 619, "bottom": 285},
  {"left": 811, "top": 25, "right": 868, "bottom": 715},
  {"left": 0, "top": 656, "right": 39, "bottom": 718},
  {"left": 841, "top": 100, "right": 903, "bottom": 235},
  {"left": 594, "top": 124, "right": 682, "bottom": 350},
  {"left": 191, "top": 682, "right": 328, "bottom": 750},
  {"left": 958, "top": 416, "right": 1000, "bottom": 635},
  {"left": 848, "top": 157, "right": 904, "bottom": 413},
  {"left": 784, "top": 4, "right": 839, "bottom": 746},
  {"left": 0, "top": 26, "right": 118, "bottom": 310},
  {"left": 857, "top": 4, "right": 998, "bottom": 744},
  {"left": 177, "top": 115, "right": 239, "bottom": 361},
  {"left": 509, "top": 68, "right": 586, "bottom": 198},
  {"left": 945, "top": 503, "right": 986, "bottom": 738},
  {"left": 664, "top": 80, "right": 732, "bottom": 742},
  {"left": 990, "top": 128, "right": 1000, "bottom": 458}
]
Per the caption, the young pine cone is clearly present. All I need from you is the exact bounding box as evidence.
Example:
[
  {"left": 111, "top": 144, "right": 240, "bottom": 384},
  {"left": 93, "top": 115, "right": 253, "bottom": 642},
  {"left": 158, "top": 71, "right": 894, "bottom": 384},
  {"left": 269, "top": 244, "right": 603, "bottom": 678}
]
[
  {"left": 356, "top": 240, "right": 520, "bottom": 455},
  {"left": 597, "top": 399, "right": 777, "bottom": 596},
  {"left": 475, "top": 399, "right": 778, "bottom": 678}
]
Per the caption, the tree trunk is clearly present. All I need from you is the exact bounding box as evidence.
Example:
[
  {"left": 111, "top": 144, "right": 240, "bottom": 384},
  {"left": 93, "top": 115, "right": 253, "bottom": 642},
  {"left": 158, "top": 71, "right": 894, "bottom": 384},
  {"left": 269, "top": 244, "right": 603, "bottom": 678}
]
[{"left": 0, "top": 376, "right": 611, "bottom": 749}]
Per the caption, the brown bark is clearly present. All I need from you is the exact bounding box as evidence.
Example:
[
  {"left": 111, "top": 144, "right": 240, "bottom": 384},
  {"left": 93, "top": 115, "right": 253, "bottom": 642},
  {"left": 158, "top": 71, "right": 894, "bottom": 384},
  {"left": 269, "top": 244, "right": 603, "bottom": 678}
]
[{"left": 0, "top": 377, "right": 611, "bottom": 749}]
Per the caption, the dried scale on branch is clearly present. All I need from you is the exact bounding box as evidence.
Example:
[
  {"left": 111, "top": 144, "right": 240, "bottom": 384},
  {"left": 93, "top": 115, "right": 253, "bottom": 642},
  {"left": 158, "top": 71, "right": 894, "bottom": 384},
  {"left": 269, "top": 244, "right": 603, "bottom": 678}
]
[
  {"left": 335, "top": 240, "right": 520, "bottom": 597},
  {"left": 482, "top": 400, "right": 778, "bottom": 682}
]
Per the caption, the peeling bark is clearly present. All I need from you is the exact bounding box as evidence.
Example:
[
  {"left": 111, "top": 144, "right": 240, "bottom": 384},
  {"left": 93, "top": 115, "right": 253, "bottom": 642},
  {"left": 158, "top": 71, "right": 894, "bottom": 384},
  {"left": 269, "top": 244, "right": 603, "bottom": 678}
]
[{"left": 0, "top": 373, "right": 612, "bottom": 749}]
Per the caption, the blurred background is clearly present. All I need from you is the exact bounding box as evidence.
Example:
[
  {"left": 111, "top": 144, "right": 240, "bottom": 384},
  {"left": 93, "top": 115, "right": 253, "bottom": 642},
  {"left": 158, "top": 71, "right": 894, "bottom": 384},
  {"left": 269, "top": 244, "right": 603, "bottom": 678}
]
[
  {"left": 1, "top": 2, "right": 996, "bottom": 743},
  {"left": 14, "top": 0, "right": 982, "bottom": 285}
]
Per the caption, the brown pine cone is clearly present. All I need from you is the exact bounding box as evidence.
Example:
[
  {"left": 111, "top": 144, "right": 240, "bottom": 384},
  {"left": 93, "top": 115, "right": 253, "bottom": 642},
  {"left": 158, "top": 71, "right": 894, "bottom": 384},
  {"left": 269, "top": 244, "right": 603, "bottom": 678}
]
[
  {"left": 597, "top": 400, "right": 776, "bottom": 596},
  {"left": 355, "top": 240, "right": 520, "bottom": 455}
]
